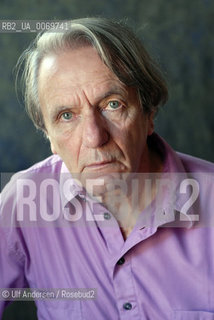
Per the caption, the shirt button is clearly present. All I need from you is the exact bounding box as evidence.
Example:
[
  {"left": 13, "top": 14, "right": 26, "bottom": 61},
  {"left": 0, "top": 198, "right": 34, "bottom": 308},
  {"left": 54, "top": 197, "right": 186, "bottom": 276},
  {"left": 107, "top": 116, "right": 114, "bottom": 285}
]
[
  {"left": 123, "top": 302, "right": 132, "bottom": 310},
  {"left": 79, "top": 193, "right": 86, "bottom": 201},
  {"left": 117, "top": 257, "right": 125, "bottom": 265},
  {"left": 104, "top": 212, "right": 111, "bottom": 220}
]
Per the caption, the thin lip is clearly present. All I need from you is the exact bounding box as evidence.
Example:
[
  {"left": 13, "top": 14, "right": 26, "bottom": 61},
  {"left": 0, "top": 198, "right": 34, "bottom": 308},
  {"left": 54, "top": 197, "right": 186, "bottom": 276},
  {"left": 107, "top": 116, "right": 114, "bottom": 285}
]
[
  {"left": 83, "top": 161, "right": 114, "bottom": 170},
  {"left": 85, "top": 161, "right": 113, "bottom": 168}
]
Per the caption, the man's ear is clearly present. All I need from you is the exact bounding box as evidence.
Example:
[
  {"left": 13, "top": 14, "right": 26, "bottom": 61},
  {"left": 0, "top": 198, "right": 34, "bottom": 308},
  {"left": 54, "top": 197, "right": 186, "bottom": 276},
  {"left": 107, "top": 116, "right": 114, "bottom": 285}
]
[{"left": 147, "top": 110, "right": 155, "bottom": 136}]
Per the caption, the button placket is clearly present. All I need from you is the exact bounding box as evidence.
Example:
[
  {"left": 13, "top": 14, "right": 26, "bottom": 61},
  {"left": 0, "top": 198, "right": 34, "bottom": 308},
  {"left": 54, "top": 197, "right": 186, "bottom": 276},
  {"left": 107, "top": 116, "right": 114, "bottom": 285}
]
[{"left": 112, "top": 255, "right": 140, "bottom": 318}]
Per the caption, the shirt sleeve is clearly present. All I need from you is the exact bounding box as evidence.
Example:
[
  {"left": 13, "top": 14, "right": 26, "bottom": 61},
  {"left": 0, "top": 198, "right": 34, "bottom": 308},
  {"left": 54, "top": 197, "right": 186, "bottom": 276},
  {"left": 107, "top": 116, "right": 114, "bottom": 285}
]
[
  {"left": 0, "top": 176, "right": 28, "bottom": 317},
  {"left": 0, "top": 226, "right": 28, "bottom": 316}
]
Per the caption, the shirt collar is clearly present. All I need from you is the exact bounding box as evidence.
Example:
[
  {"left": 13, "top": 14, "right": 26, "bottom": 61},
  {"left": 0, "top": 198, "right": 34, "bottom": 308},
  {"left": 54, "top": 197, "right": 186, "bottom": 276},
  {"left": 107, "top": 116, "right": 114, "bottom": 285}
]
[
  {"left": 139, "top": 133, "right": 195, "bottom": 229},
  {"left": 59, "top": 162, "right": 85, "bottom": 208}
]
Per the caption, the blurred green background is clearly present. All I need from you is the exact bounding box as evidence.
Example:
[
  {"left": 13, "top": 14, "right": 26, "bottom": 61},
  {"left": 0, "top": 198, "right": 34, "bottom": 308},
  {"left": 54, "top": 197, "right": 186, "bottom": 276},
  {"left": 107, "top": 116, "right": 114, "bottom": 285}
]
[{"left": 0, "top": 0, "right": 213, "bottom": 318}]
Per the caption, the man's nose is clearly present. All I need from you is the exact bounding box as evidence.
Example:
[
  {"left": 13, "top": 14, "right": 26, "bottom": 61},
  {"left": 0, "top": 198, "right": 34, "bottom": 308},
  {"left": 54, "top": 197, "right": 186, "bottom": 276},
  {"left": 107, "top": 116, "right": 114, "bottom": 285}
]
[{"left": 82, "top": 112, "right": 109, "bottom": 148}]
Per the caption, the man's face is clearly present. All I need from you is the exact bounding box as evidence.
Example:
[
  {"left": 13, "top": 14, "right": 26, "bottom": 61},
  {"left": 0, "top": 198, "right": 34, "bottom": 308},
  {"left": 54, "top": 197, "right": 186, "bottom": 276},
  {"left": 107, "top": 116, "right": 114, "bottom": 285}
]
[{"left": 38, "top": 46, "right": 154, "bottom": 176}]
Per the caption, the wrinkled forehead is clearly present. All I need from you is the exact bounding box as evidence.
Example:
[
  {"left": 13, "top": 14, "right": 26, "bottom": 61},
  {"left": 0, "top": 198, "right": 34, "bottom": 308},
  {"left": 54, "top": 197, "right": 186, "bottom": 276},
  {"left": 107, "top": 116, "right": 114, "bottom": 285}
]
[
  {"left": 38, "top": 45, "right": 118, "bottom": 86},
  {"left": 37, "top": 46, "right": 130, "bottom": 111}
]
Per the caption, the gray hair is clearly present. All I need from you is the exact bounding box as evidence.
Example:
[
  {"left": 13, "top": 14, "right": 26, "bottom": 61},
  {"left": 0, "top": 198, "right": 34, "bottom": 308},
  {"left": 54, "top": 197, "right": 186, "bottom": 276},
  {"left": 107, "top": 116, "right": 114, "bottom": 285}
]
[{"left": 16, "top": 17, "right": 168, "bottom": 131}]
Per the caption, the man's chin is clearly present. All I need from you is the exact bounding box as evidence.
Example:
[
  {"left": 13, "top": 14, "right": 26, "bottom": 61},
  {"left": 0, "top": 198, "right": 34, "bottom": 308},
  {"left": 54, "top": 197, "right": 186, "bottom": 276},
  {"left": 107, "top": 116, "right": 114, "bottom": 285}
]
[{"left": 82, "top": 171, "right": 123, "bottom": 187}]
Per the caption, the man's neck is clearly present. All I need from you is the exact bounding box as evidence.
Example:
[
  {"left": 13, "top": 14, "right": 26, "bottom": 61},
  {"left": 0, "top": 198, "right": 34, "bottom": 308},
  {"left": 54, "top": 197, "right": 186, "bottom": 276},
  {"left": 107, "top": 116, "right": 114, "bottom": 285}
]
[{"left": 102, "top": 147, "right": 164, "bottom": 239}]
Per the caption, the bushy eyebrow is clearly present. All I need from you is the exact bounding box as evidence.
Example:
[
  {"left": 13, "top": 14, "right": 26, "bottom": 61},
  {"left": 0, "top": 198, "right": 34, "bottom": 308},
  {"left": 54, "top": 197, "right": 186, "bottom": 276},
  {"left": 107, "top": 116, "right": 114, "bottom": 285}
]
[
  {"left": 49, "top": 85, "right": 128, "bottom": 122},
  {"left": 97, "top": 86, "right": 127, "bottom": 102}
]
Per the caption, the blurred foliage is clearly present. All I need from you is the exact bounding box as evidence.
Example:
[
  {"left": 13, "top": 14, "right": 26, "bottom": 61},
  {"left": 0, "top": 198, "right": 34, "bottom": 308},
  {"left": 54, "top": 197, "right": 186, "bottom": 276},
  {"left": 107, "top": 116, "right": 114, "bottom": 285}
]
[{"left": 0, "top": 0, "right": 213, "bottom": 174}]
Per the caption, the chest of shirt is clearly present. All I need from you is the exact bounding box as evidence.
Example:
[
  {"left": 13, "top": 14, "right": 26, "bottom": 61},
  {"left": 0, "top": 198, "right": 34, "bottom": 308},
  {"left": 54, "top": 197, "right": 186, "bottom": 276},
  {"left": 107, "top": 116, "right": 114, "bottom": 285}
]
[{"left": 20, "top": 207, "right": 214, "bottom": 320}]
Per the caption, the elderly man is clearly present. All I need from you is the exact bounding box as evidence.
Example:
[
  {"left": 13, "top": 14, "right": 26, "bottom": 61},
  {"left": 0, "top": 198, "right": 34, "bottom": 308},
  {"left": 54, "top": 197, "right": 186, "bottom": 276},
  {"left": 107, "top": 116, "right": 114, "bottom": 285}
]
[{"left": 1, "top": 17, "right": 214, "bottom": 319}]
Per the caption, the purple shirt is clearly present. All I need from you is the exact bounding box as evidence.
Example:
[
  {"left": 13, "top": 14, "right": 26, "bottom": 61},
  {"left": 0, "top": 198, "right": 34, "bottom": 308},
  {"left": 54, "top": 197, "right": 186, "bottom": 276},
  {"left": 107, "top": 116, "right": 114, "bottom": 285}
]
[{"left": 1, "top": 133, "right": 214, "bottom": 319}]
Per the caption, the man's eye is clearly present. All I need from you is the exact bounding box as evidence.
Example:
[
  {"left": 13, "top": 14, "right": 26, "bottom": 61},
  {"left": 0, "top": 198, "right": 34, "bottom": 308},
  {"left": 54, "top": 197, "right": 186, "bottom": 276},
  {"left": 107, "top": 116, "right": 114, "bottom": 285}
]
[
  {"left": 107, "top": 101, "right": 121, "bottom": 110},
  {"left": 61, "top": 112, "right": 73, "bottom": 120}
]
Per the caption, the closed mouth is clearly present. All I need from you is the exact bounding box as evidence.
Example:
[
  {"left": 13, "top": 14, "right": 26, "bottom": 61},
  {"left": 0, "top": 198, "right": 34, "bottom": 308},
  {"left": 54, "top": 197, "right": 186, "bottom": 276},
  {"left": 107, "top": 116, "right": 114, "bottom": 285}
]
[
  {"left": 85, "top": 161, "right": 113, "bottom": 169},
  {"left": 82, "top": 160, "right": 119, "bottom": 173}
]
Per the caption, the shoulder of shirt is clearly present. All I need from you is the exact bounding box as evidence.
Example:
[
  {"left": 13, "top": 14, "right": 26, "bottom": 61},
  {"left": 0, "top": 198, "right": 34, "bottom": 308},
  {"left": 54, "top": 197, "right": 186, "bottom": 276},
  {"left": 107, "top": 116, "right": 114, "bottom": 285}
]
[
  {"left": 176, "top": 151, "right": 214, "bottom": 173},
  {"left": 1, "top": 155, "right": 63, "bottom": 198},
  {"left": 14, "top": 154, "right": 63, "bottom": 177}
]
